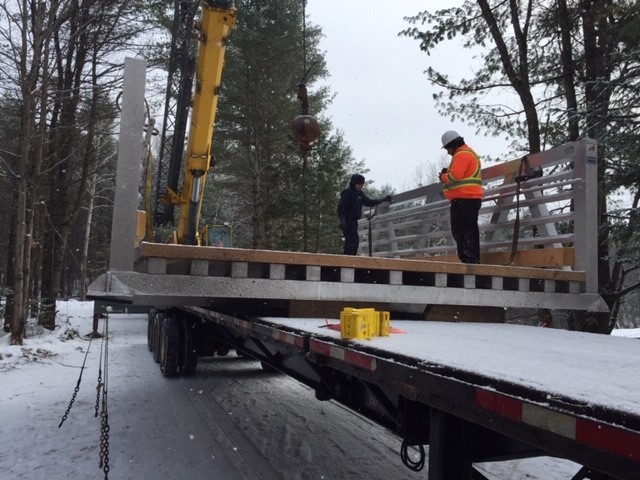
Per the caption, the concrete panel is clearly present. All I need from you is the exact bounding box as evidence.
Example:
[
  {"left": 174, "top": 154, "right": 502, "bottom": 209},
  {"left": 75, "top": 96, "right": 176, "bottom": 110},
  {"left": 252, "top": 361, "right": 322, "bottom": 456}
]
[{"left": 109, "top": 58, "right": 147, "bottom": 271}]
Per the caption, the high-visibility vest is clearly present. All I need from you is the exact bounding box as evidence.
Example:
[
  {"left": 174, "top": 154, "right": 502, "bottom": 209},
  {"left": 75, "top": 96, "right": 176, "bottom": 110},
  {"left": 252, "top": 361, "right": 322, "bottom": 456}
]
[{"left": 441, "top": 146, "right": 484, "bottom": 200}]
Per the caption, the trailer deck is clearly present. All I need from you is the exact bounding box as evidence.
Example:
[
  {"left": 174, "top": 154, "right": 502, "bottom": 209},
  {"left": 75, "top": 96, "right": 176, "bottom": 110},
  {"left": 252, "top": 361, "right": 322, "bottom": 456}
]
[{"left": 184, "top": 308, "right": 639, "bottom": 480}]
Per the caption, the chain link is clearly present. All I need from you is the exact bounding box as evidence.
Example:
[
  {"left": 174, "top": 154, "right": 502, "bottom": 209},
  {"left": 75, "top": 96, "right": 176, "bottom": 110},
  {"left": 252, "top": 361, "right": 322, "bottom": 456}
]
[
  {"left": 99, "top": 405, "right": 110, "bottom": 478},
  {"left": 98, "top": 311, "right": 110, "bottom": 479},
  {"left": 58, "top": 383, "right": 80, "bottom": 428},
  {"left": 58, "top": 335, "right": 93, "bottom": 428}
]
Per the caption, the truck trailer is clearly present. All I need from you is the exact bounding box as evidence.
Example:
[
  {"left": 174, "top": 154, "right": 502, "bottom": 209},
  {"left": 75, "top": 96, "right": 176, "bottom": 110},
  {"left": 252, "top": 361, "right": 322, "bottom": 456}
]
[{"left": 88, "top": 2, "right": 639, "bottom": 478}]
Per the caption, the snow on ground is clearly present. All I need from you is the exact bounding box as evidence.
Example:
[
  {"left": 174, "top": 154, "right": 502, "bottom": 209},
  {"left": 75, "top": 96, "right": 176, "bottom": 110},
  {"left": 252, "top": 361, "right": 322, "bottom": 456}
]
[
  {"left": 611, "top": 327, "right": 640, "bottom": 338},
  {"left": 2, "top": 301, "right": 632, "bottom": 479}
]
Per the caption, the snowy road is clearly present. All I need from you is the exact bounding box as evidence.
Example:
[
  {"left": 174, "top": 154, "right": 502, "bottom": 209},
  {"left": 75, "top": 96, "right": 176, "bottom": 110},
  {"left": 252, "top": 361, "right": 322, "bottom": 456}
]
[
  {"left": 1, "top": 314, "right": 413, "bottom": 480},
  {"left": 0, "top": 308, "right": 581, "bottom": 480}
]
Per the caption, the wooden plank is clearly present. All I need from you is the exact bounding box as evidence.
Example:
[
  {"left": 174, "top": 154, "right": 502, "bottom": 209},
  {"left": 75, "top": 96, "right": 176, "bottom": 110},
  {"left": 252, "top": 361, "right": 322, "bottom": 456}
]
[
  {"left": 425, "top": 248, "right": 574, "bottom": 268},
  {"left": 137, "top": 242, "right": 586, "bottom": 282}
]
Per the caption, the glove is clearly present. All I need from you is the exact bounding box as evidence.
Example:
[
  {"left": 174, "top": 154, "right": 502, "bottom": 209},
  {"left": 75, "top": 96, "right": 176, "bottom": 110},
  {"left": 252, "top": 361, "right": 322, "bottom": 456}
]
[{"left": 383, "top": 195, "right": 392, "bottom": 203}]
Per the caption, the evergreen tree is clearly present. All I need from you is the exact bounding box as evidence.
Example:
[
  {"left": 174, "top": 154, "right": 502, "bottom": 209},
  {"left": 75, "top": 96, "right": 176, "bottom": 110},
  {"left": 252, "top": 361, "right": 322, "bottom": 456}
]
[{"left": 208, "top": 0, "right": 358, "bottom": 251}]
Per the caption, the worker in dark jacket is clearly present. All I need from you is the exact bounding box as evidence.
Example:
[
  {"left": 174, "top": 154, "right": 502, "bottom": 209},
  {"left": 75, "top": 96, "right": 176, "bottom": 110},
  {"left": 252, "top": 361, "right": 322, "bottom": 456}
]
[
  {"left": 439, "top": 130, "right": 484, "bottom": 263},
  {"left": 338, "top": 174, "right": 391, "bottom": 255}
]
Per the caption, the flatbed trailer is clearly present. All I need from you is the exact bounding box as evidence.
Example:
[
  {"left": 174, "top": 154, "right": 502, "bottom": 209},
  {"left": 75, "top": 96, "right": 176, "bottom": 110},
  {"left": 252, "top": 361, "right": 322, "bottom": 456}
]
[
  {"left": 88, "top": 58, "right": 639, "bottom": 480},
  {"left": 163, "top": 309, "right": 640, "bottom": 480}
]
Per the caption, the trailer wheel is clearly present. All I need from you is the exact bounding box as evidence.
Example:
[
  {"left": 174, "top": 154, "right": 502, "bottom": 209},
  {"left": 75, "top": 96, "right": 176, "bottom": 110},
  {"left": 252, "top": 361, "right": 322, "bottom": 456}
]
[
  {"left": 152, "top": 312, "right": 166, "bottom": 363},
  {"left": 261, "top": 361, "right": 278, "bottom": 373},
  {"left": 160, "top": 316, "right": 180, "bottom": 377},
  {"left": 147, "top": 309, "right": 155, "bottom": 352},
  {"left": 180, "top": 318, "right": 199, "bottom": 376}
]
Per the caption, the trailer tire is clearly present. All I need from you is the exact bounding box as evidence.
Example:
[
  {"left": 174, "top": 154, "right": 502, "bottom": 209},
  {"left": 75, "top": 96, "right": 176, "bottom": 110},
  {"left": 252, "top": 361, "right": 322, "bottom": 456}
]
[
  {"left": 153, "top": 313, "right": 166, "bottom": 363},
  {"left": 160, "top": 316, "right": 180, "bottom": 377},
  {"left": 147, "top": 309, "right": 156, "bottom": 352},
  {"left": 261, "top": 361, "right": 277, "bottom": 373},
  {"left": 180, "top": 318, "right": 199, "bottom": 376}
]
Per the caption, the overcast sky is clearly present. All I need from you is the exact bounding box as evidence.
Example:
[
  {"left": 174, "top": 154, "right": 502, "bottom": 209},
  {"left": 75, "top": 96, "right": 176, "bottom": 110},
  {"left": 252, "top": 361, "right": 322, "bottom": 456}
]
[{"left": 306, "top": 0, "right": 512, "bottom": 192}]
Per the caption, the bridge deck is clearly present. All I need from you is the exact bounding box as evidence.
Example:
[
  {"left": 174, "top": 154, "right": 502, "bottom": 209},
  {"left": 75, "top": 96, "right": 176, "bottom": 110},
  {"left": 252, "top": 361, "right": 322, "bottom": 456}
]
[{"left": 75, "top": 242, "right": 607, "bottom": 315}]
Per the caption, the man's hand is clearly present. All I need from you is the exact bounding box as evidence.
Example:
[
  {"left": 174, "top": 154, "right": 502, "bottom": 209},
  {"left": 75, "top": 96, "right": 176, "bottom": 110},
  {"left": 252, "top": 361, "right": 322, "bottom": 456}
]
[{"left": 440, "top": 168, "right": 448, "bottom": 175}]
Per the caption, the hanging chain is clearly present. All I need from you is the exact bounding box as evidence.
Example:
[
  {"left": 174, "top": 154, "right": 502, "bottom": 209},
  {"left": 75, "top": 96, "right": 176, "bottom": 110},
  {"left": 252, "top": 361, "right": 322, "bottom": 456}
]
[
  {"left": 302, "top": 0, "right": 307, "bottom": 75},
  {"left": 98, "top": 311, "right": 110, "bottom": 479},
  {"left": 95, "top": 330, "right": 105, "bottom": 418},
  {"left": 58, "top": 333, "right": 94, "bottom": 428}
]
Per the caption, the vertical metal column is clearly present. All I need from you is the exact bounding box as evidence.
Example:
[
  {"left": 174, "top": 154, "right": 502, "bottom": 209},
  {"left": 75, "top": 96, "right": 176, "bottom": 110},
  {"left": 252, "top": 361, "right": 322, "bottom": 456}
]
[
  {"left": 428, "top": 408, "right": 474, "bottom": 480},
  {"left": 109, "top": 57, "right": 147, "bottom": 272},
  {"left": 572, "top": 139, "right": 599, "bottom": 294}
]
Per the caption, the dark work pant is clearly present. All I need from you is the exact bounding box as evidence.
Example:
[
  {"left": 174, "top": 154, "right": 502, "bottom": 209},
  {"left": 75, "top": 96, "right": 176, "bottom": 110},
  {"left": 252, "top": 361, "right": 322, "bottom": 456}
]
[
  {"left": 343, "top": 218, "right": 359, "bottom": 255},
  {"left": 450, "top": 199, "right": 482, "bottom": 264}
]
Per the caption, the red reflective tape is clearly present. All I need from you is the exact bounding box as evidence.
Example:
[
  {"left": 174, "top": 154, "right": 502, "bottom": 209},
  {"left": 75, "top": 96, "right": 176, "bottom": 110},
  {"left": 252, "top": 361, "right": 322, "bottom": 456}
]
[
  {"left": 235, "top": 319, "right": 252, "bottom": 331},
  {"left": 576, "top": 418, "right": 640, "bottom": 461},
  {"left": 475, "top": 389, "right": 523, "bottom": 422},
  {"left": 344, "top": 350, "right": 376, "bottom": 371},
  {"left": 276, "top": 332, "right": 287, "bottom": 344},
  {"left": 309, "top": 340, "right": 375, "bottom": 370},
  {"left": 310, "top": 339, "right": 331, "bottom": 356},
  {"left": 276, "top": 331, "right": 304, "bottom": 349}
]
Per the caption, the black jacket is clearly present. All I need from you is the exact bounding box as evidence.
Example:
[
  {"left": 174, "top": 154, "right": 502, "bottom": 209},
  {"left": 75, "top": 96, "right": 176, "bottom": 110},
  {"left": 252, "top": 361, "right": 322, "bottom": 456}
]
[{"left": 337, "top": 176, "right": 382, "bottom": 225}]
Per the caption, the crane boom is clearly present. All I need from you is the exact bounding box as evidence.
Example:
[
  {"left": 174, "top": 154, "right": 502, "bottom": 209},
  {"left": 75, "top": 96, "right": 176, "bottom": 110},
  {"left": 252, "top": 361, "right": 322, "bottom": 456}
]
[
  {"left": 158, "top": 0, "right": 237, "bottom": 245},
  {"left": 153, "top": 0, "right": 199, "bottom": 230}
]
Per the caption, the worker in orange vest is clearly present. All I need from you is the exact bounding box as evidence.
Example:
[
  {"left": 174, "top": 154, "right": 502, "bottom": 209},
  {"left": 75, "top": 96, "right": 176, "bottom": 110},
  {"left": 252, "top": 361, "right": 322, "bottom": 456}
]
[{"left": 439, "top": 131, "right": 484, "bottom": 264}]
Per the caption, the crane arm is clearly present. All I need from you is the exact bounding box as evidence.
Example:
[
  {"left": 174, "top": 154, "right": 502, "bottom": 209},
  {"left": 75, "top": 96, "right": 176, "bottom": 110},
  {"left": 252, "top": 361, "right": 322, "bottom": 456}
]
[
  {"left": 176, "top": 1, "right": 237, "bottom": 245},
  {"left": 159, "top": 0, "right": 236, "bottom": 245}
]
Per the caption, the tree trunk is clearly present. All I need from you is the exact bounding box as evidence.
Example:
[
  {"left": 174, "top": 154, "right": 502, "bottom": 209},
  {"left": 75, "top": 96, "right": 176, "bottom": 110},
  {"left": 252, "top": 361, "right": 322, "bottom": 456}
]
[
  {"left": 556, "top": 0, "right": 580, "bottom": 142},
  {"left": 80, "top": 172, "right": 98, "bottom": 301},
  {"left": 39, "top": 2, "right": 92, "bottom": 328},
  {"left": 11, "top": 117, "right": 30, "bottom": 345},
  {"left": 581, "top": 0, "right": 614, "bottom": 297}
]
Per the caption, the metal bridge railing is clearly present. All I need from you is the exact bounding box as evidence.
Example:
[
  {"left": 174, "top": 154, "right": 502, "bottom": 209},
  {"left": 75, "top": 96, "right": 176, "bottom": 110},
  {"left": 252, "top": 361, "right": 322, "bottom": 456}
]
[{"left": 358, "top": 139, "right": 599, "bottom": 293}]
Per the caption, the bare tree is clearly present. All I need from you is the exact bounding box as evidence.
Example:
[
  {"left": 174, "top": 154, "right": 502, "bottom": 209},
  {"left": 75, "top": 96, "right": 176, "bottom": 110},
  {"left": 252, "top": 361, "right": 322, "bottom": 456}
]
[
  {"left": 0, "top": 0, "right": 154, "bottom": 341},
  {"left": 402, "top": 0, "right": 640, "bottom": 330},
  {"left": 0, "top": 0, "right": 62, "bottom": 344}
]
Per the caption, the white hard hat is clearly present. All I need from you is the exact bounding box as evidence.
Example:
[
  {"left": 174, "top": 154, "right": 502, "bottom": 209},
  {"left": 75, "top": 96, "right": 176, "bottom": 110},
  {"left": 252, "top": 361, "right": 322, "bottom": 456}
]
[{"left": 441, "top": 130, "right": 461, "bottom": 148}]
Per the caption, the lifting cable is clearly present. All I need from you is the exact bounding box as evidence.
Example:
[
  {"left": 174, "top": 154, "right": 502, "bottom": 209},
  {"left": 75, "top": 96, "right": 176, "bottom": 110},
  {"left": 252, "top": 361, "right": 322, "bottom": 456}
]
[{"left": 400, "top": 439, "right": 426, "bottom": 472}]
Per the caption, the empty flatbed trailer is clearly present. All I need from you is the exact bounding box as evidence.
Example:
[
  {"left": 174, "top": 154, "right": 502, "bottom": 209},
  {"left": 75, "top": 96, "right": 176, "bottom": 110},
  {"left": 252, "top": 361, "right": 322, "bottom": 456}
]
[{"left": 88, "top": 60, "right": 637, "bottom": 479}]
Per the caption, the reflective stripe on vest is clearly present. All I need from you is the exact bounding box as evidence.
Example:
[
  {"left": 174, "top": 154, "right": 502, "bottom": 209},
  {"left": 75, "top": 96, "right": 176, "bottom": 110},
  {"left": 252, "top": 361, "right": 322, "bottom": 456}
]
[{"left": 443, "top": 148, "right": 482, "bottom": 192}]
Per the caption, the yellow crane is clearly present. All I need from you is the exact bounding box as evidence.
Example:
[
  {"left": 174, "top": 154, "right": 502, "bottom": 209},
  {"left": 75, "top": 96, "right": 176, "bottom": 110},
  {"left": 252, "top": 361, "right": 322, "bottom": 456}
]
[{"left": 155, "top": 1, "right": 237, "bottom": 245}]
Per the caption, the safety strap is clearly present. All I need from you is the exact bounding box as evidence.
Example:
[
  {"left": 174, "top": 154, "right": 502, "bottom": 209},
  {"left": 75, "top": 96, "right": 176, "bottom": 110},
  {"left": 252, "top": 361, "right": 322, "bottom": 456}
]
[{"left": 506, "top": 156, "right": 528, "bottom": 265}]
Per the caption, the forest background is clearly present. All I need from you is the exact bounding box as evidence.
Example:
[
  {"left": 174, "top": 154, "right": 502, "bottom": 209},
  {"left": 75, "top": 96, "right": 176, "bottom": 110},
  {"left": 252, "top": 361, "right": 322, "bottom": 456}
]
[{"left": 1, "top": 0, "right": 640, "bottom": 345}]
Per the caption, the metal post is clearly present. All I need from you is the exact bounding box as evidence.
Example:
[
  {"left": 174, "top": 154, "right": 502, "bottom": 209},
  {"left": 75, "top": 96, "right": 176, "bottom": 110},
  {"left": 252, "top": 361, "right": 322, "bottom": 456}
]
[{"left": 572, "top": 139, "right": 599, "bottom": 294}]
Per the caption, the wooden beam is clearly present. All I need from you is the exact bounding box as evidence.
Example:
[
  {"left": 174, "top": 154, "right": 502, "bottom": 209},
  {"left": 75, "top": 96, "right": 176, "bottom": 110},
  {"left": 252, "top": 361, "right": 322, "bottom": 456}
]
[
  {"left": 426, "top": 248, "right": 575, "bottom": 269},
  {"left": 137, "top": 242, "right": 585, "bottom": 282}
]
